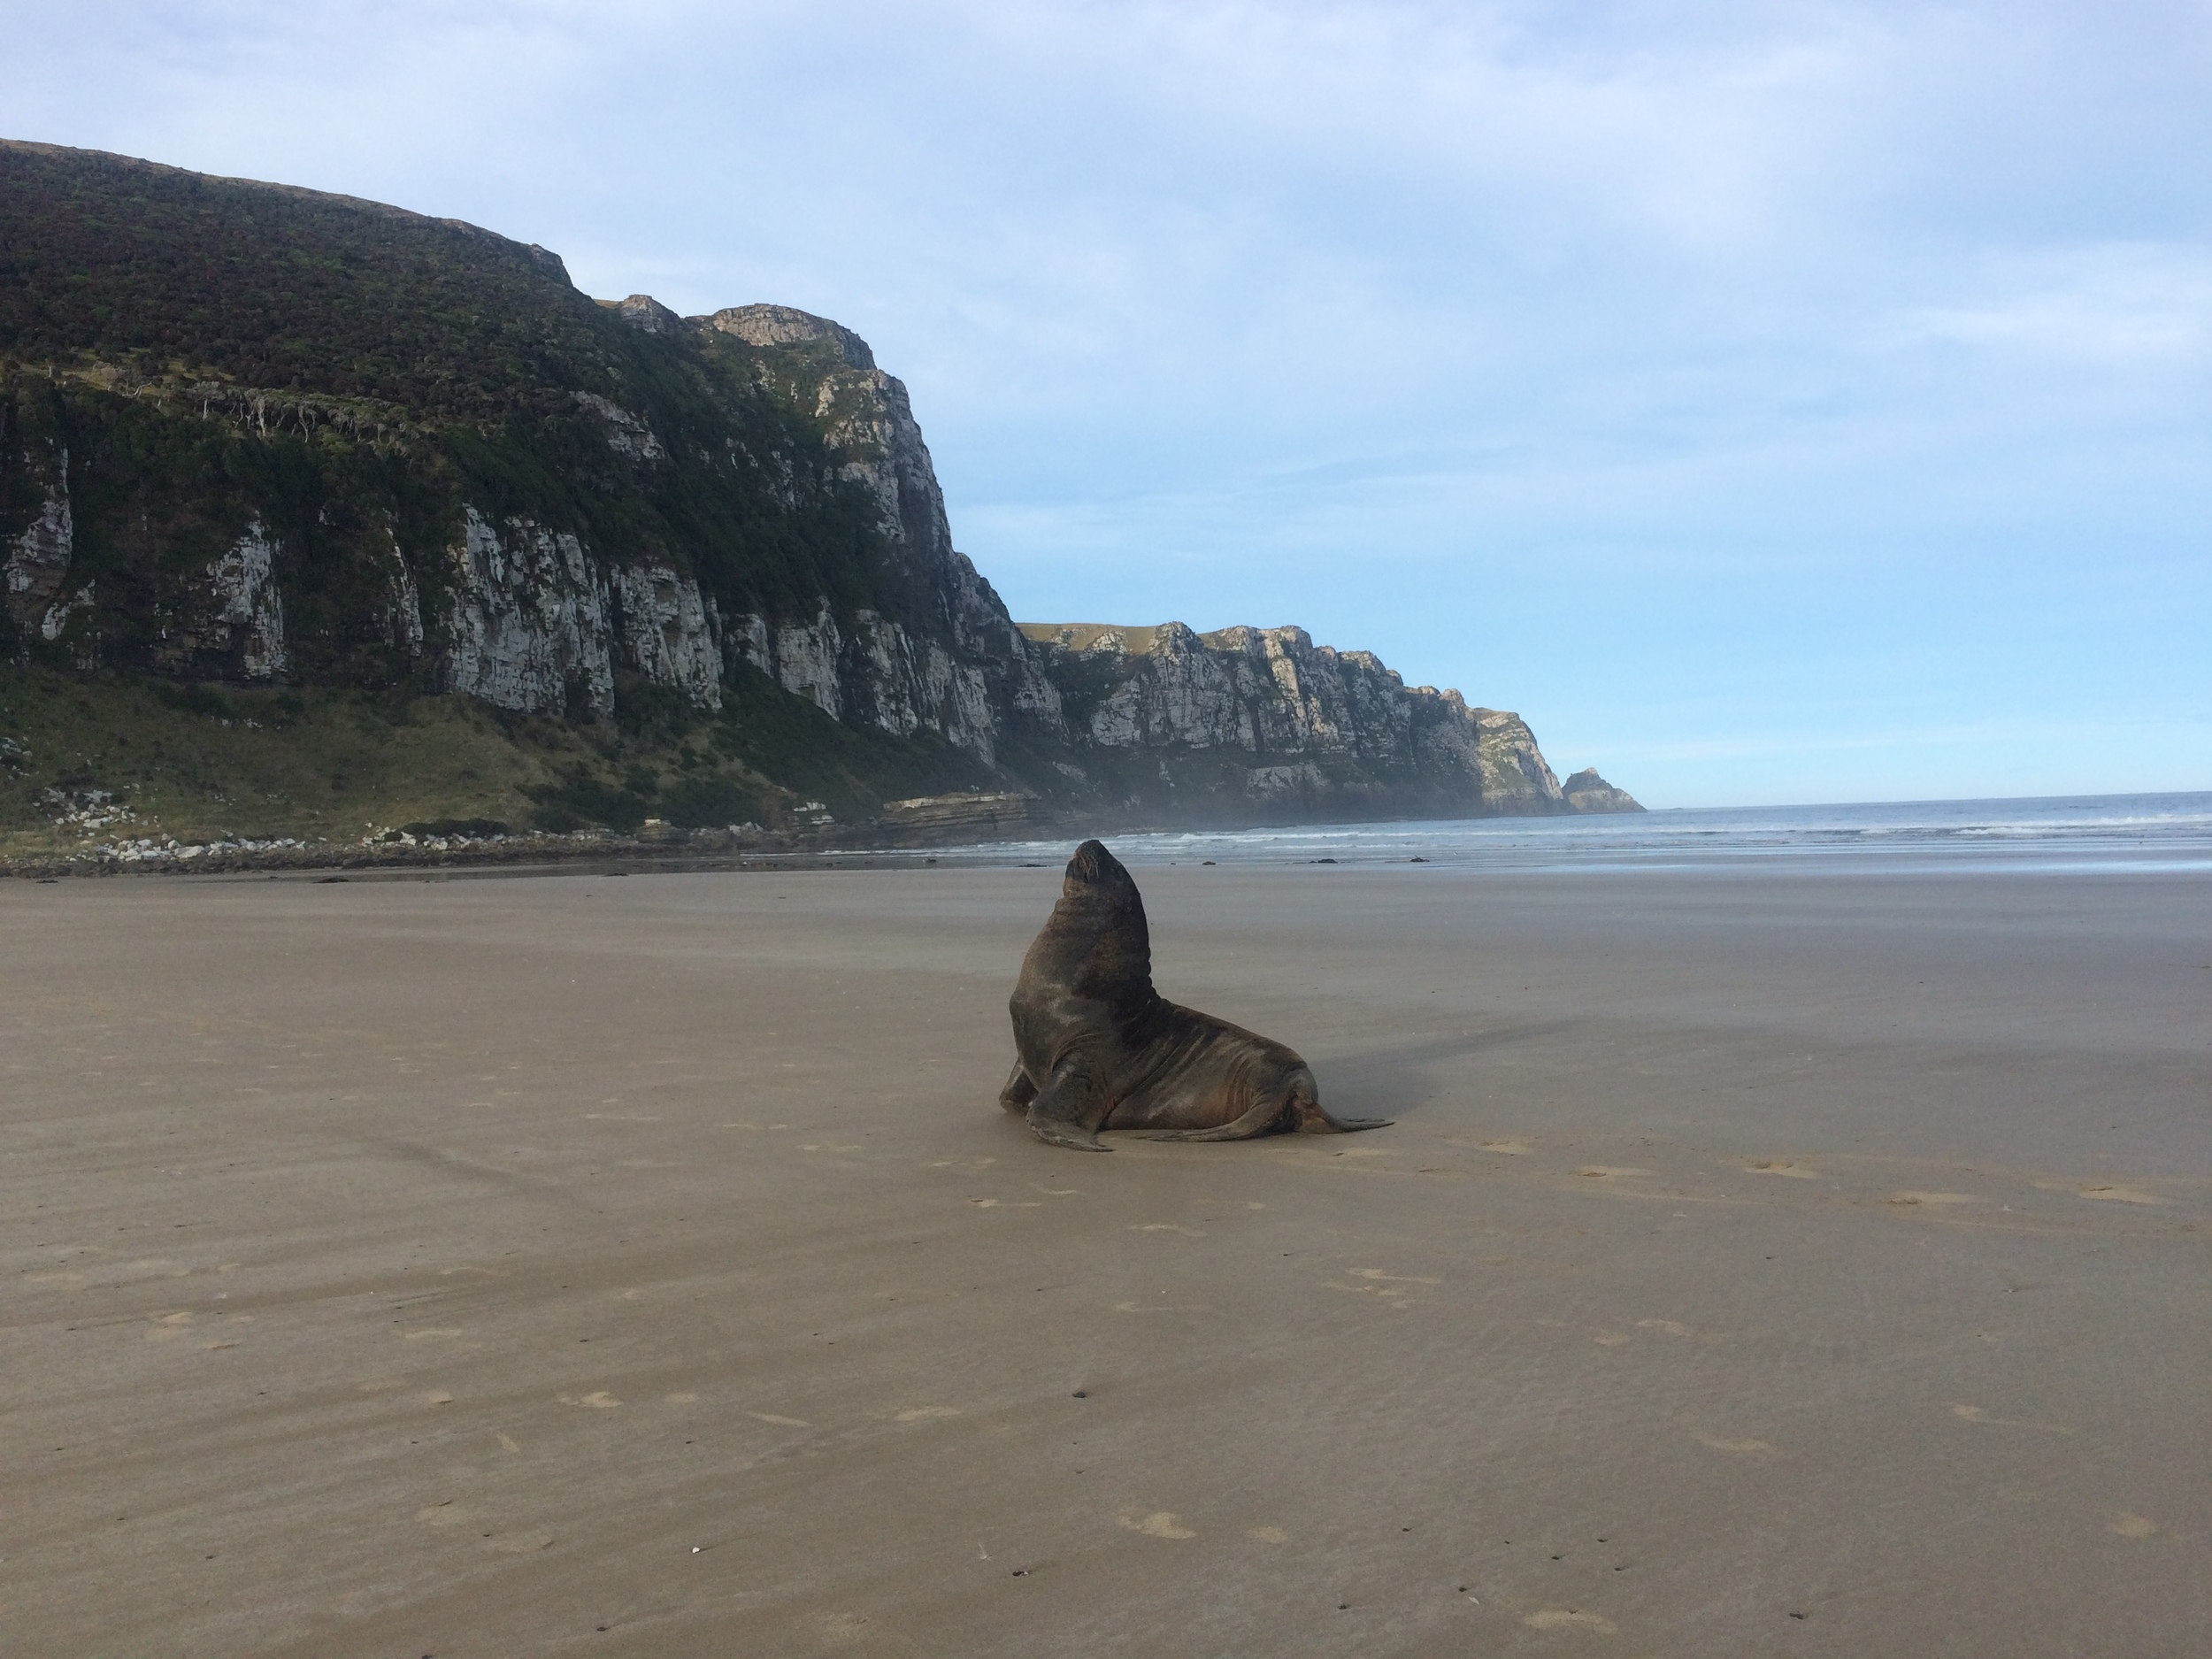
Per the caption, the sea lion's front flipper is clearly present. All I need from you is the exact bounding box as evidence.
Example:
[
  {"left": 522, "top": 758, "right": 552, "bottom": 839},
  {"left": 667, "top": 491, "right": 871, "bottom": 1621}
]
[
  {"left": 1025, "top": 1071, "right": 1110, "bottom": 1152},
  {"left": 998, "top": 1062, "right": 1038, "bottom": 1115}
]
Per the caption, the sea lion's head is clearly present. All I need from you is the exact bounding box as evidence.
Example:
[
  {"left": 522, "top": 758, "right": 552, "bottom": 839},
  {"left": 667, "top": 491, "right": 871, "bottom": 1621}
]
[
  {"left": 1063, "top": 838, "right": 1139, "bottom": 904},
  {"left": 1051, "top": 839, "right": 1153, "bottom": 1003}
]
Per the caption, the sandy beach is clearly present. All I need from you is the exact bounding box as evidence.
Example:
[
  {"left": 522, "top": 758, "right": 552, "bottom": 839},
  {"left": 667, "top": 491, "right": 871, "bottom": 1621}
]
[{"left": 4, "top": 860, "right": 2208, "bottom": 1655}]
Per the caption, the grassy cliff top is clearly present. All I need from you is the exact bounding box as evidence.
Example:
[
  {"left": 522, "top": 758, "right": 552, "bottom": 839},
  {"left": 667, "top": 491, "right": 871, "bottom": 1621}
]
[
  {"left": 0, "top": 139, "right": 636, "bottom": 421},
  {"left": 1018, "top": 623, "right": 1172, "bottom": 654},
  {"left": 0, "top": 140, "right": 921, "bottom": 626}
]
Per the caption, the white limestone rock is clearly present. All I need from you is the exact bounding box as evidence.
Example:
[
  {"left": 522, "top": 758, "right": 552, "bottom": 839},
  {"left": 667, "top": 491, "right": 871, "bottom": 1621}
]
[
  {"left": 205, "top": 518, "right": 290, "bottom": 681},
  {"left": 613, "top": 565, "right": 724, "bottom": 710},
  {"left": 438, "top": 507, "right": 615, "bottom": 717},
  {"left": 5, "top": 446, "right": 77, "bottom": 654},
  {"left": 382, "top": 522, "right": 426, "bottom": 657},
  {"left": 575, "top": 391, "right": 666, "bottom": 463},
  {"left": 768, "top": 603, "right": 845, "bottom": 719},
  {"left": 612, "top": 294, "right": 687, "bottom": 336}
]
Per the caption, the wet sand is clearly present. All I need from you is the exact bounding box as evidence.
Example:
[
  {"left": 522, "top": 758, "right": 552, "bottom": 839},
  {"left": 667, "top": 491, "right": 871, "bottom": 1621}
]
[{"left": 4, "top": 863, "right": 2208, "bottom": 1655}]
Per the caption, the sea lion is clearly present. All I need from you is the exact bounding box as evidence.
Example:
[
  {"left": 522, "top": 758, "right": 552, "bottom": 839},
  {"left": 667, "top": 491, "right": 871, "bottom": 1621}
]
[{"left": 1000, "top": 839, "right": 1389, "bottom": 1151}]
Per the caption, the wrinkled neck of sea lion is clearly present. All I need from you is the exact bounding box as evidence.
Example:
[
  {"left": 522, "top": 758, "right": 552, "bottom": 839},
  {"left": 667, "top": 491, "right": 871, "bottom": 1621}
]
[{"left": 1056, "top": 841, "right": 1156, "bottom": 1012}]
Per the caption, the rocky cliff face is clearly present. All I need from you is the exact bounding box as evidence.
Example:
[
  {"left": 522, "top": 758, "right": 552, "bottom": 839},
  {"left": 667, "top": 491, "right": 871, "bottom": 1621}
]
[
  {"left": 697, "top": 304, "right": 1057, "bottom": 766},
  {"left": 1, "top": 141, "right": 1633, "bottom": 833},
  {"left": 1018, "top": 621, "right": 1567, "bottom": 820}
]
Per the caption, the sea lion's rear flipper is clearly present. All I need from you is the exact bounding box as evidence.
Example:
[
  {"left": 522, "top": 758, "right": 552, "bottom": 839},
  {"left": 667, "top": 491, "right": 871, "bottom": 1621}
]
[
  {"left": 1294, "top": 1102, "right": 1392, "bottom": 1134},
  {"left": 1146, "top": 1094, "right": 1289, "bottom": 1142},
  {"left": 1025, "top": 1071, "right": 1111, "bottom": 1153},
  {"left": 998, "top": 1062, "right": 1038, "bottom": 1115}
]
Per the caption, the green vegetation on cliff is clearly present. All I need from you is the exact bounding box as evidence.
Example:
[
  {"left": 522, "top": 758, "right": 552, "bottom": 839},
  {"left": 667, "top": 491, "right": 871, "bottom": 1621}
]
[
  {"left": 0, "top": 139, "right": 900, "bottom": 677},
  {"left": 0, "top": 658, "right": 995, "bottom": 862}
]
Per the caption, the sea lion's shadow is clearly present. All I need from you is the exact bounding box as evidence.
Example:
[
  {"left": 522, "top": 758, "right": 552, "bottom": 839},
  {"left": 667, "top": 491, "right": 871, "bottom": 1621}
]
[{"left": 1309, "top": 1019, "right": 1579, "bottom": 1124}]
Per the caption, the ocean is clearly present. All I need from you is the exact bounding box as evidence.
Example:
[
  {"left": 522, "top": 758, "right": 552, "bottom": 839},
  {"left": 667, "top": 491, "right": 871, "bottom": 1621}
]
[{"left": 889, "top": 791, "right": 2212, "bottom": 874}]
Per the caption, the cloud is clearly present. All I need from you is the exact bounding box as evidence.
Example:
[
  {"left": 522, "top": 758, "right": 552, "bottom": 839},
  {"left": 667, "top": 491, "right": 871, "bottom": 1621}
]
[{"left": 1890, "top": 243, "right": 2212, "bottom": 365}]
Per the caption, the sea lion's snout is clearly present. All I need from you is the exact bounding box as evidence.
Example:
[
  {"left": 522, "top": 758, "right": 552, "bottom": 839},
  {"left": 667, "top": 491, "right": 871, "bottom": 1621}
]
[{"left": 1064, "top": 838, "right": 1134, "bottom": 895}]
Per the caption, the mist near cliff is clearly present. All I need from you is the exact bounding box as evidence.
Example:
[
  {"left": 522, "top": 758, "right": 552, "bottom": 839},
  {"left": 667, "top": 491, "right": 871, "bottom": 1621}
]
[{"left": 8, "top": 2, "right": 2206, "bottom": 805}]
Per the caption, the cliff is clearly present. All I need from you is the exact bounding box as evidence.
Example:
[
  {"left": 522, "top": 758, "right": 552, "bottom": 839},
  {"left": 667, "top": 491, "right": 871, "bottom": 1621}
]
[
  {"left": 1, "top": 140, "right": 1632, "bottom": 856},
  {"left": 1018, "top": 622, "right": 1566, "bottom": 821}
]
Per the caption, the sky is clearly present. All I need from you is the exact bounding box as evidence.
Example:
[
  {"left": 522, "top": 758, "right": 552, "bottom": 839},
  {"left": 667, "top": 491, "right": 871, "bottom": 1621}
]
[{"left": 6, "top": 1, "right": 2208, "bottom": 806}]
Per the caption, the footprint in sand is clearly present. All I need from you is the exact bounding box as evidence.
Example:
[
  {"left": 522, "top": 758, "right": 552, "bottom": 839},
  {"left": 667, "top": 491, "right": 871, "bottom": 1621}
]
[
  {"left": 1692, "top": 1430, "right": 1778, "bottom": 1456},
  {"left": 1525, "top": 1609, "right": 1617, "bottom": 1633},
  {"left": 1325, "top": 1270, "right": 1439, "bottom": 1308},
  {"left": 2108, "top": 1512, "right": 2158, "bottom": 1538},
  {"left": 559, "top": 1392, "right": 621, "bottom": 1409},
  {"left": 1479, "top": 1139, "right": 1534, "bottom": 1155},
  {"left": 1119, "top": 1510, "right": 1195, "bottom": 1540},
  {"left": 404, "top": 1327, "right": 465, "bottom": 1340},
  {"left": 1576, "top": 1167, "right": 1652, "bottom": 1180},
  {"left": 749, "top": 1411, "right": 811, "bottom": 1428},
  {"left": 1133, "top": 1224, "right": 1207, "bottom": 1235},
  {"left": 2078, "top": 1186, "right": 2161, "bottom": 1205},
  {"left": 496, "top": 1433, "right": 522, "bottom": 1453},
  {"left": 486, "top": 1531, "right": 554, "bottom": 1554},
  {"left": 664, "top": 1392, "right": 698, "bottom": 1403},
  {"left": 1248, "top": 1525, "right": 1290, "bottom": 1544},
  {"left": 895, "top": 1406, "right": 960, "bottom": 1423},
  {"left": 146, "top": 1311, "right": 195, "bottom": 1341},
  {"left": 1741, "top": 1160, "right": 1818, "bottom": 1179},
  {"left": 417, "top": 1502, "right": 470, "bottom": 1529},
  {"left": 1889, "top": 1192, "right": 1982, "bottom": 1207},
  {"left": 1636, "top": 1318, "right": 1694, "bottom": 1337}
]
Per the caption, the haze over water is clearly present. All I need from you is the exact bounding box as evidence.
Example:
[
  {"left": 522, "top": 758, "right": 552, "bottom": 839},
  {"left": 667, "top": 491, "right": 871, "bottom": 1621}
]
[{"left": 901, "top": 792, "right": 2212, "bottom": 875}]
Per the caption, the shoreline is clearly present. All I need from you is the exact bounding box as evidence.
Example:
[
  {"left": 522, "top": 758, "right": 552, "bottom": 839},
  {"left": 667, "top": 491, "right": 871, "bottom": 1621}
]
[{"left": 7, "top": 789, "right": 2205, "bottom": 881}]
